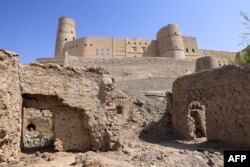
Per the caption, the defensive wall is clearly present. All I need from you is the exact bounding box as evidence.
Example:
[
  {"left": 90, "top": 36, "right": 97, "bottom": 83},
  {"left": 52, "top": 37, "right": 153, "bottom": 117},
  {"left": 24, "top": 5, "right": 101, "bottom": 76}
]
[
  {"left": 37, "top": 17, "right": 236, "bottom": 62},
  {"left": 195, "top": 54, "right": 235, "bottom": 72}
]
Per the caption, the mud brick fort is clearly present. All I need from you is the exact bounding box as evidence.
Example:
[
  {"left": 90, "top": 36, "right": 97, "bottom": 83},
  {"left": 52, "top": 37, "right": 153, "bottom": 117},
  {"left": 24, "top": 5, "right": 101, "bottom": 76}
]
[{"left": 37, "top": 17, "right": 236, "bottom": 68}]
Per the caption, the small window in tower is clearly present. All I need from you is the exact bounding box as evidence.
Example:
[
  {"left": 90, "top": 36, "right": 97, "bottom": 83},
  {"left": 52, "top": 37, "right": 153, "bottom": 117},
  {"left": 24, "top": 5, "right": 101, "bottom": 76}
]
[
  {"left": 145, "top": 42, "right": 148, "bottom": 45},
  {"left": 139, "top": 42, "right": 142, "bottom": 45},
  {"left": 76, "top": 44, "right": 78, "bottom": 47},
  {"left": 60, "top": 29, "right": 62, "bottom": 32},
  {"left": 71, "top": 31, "right": 74, "bottom": 33},
  {"left": 192, "top": 49, "right": 195, "bottom": 52},
  {"left": 84, "top": 44, "right": 87, "bottom": 46},
  {"left": 72, "top": 45, "right": 74, "bottom": 48},
  {"left": 132, "top": 47, "right": 136, "bottom": 52},
  {"left": 90, "top": 44, "right": 93, "bottom": 46},
  {"left": 73, "top": 37, "right": 75, "bottom": 40},
  {"left": 186, "top": 48, "right": 189, "bottom": 52},
  {"left": 65, "top": 38, "right": 67, "bottom": 41},
  {"left": 128, "top": 42, "right": 131, "bottom": 45},
  {"left": 134, "top": 42, "right": 136, "bottom": 45}
]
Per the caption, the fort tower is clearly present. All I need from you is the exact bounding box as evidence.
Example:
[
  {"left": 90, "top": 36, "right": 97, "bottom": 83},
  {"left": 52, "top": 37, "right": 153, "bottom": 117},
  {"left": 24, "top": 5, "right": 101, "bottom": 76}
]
[
  {"left": 156, "top": 24, "right": 185, "bottom": 59},
  {"left": 54, "top": 17, "right": 76, "bottom": 57}
]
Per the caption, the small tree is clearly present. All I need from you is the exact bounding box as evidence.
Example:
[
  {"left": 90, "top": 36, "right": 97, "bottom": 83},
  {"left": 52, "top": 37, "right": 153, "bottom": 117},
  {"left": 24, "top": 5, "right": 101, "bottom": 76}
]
[
  {"left": 232, "top": 11, "right": 250, "bottom": 65},
  {"left": 232, "top": 48, "right": 250, "bottom": 65},
  {"left": 239, "top": 11, "right": 250, "bottom": 46}
]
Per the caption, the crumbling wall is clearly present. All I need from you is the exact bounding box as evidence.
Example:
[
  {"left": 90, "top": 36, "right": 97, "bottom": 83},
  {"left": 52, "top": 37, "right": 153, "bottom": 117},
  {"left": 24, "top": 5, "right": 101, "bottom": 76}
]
[
  {"left": 0, "top": 50, "right": 22, "bottom": 165},
  {"left": 22, "top": 94, "right": 91, "bottom": 152},
  {"left": 112, "top": 90, "right": 135, "bottom": 125},
  {"left": 168, "top": 64, "right": 250, "bottom": 148},
  {"left": 0, "top": 50, "right": 127, "bottom": 165},
  {"left": 18, "top": 63, "right": 117, "bottom": 151}
]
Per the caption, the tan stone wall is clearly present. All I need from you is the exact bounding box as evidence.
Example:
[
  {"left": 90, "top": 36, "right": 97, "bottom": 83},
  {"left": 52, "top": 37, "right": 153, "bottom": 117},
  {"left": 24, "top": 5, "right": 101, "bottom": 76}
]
[
  {"left": 195, "top": 55, "right": 236, "bottom": 72},
  {"left": 0, "top": 50, "right": 22, "bottom": 165},
  {"left": 64, "top": 56, "right": 196, "bottom": 82},
  {"left": 0, "top": 50, "right": 133, "bottom": 164},
  {"left": 197, "top": 49, "right": 236, "bottom": 58},
  {"left": 125, "top": 38, "right": 155, "bottom": 57},
  {"left": 62, "top": 37, "right": 157, "bottom": 58},
  {"left": 182, "top": 36, "right": 199, "bottom": 56},
  {"left": 113, "top": 38, "right": 126, "bottom": 57},
  {"left": 167, "top": 64, "right": 250, "bottom": 148},
  {"left": 36, "top": 56, "right": 66, "bottom": 66}
]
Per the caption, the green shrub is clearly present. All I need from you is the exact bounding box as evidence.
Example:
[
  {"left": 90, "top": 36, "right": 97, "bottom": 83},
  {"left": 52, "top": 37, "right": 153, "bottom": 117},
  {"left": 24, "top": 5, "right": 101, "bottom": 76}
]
[{"left": 231, "top": 48, "right": 250, "bottom": 65}]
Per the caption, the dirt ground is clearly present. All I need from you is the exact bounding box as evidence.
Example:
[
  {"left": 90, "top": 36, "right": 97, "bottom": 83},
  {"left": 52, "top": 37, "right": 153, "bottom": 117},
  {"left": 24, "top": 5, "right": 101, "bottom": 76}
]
[
  {"left": 19, "top": 124, "right": 223, "bottom": 167},
  {"left": 18, "top": 96, "right": 224, "bottom": 167}
]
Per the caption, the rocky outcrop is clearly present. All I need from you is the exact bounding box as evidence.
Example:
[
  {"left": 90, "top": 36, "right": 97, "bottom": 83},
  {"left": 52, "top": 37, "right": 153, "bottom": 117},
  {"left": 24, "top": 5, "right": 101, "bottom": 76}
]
[
  {"left": 0, "top": 50, "right": 133, "bottom": 165},
  {"left": 167, "top": 64, "right": 250, "bottom": 148}
]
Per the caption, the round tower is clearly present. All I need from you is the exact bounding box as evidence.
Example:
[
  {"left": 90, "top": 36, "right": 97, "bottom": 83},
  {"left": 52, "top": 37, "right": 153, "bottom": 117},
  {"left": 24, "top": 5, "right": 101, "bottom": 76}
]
[
  {"left": 54, "top": 17, "right": 76, "bottom": 57},
  {"left": 156, "top": 24, "right": 185, "bottom": 59}
]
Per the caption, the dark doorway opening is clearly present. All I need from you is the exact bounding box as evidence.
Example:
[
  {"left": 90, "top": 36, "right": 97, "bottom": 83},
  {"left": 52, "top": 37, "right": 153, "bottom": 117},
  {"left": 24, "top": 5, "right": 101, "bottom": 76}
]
[
  {"left": 188, "top": 100, "right": 207, "bottom": 139},
  {"left": 116, "top": 105, "right": 123, "bottom": 114},
  {"left": 21, "top": 94, "right": 55, "bottom": 153}
]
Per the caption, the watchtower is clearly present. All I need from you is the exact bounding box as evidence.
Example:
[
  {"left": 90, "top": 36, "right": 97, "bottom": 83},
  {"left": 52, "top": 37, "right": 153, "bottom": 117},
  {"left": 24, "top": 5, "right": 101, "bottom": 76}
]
[
  {"left": 156, "top": 24, "right": 185, "bottom": 59},
  {"left": 54, "top": 17, "right": 76, "bottom": 57}
]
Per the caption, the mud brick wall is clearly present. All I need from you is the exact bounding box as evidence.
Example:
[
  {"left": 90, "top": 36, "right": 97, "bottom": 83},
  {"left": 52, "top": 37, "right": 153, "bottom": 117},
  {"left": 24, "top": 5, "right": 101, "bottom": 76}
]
[
  {"left": 168, "top": 64, "right": 250, "bottom": 148},
  {"left": 0, "top": 50, "right": 22, "bottom": 165}
]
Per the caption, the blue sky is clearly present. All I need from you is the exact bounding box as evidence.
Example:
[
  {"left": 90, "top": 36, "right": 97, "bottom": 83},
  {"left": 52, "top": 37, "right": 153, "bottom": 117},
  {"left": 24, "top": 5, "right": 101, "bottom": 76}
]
[{"left": 0, "top": 0, "right": 249, "bottom": 63}]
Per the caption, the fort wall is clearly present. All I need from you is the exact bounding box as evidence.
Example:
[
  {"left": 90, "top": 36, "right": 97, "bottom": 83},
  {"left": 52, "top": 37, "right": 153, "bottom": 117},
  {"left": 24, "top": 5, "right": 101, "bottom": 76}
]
[
  {"left": 63, "top": 37, "right": 157, "bottom": 58},
  {"left": 182, "top": 36, "right": 199, "bottom": 56},
  {"left": 64, "top": 56, "right": 196, "bottom": 81},
  {"left": 195, "top": 55, "right": 235, "bottom": 72}
]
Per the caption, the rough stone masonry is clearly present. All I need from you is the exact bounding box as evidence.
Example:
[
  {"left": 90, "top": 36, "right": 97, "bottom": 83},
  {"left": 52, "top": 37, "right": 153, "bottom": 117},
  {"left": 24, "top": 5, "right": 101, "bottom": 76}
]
[{"left": 0, "top": 50, "right": 133, "bottom": 165}]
